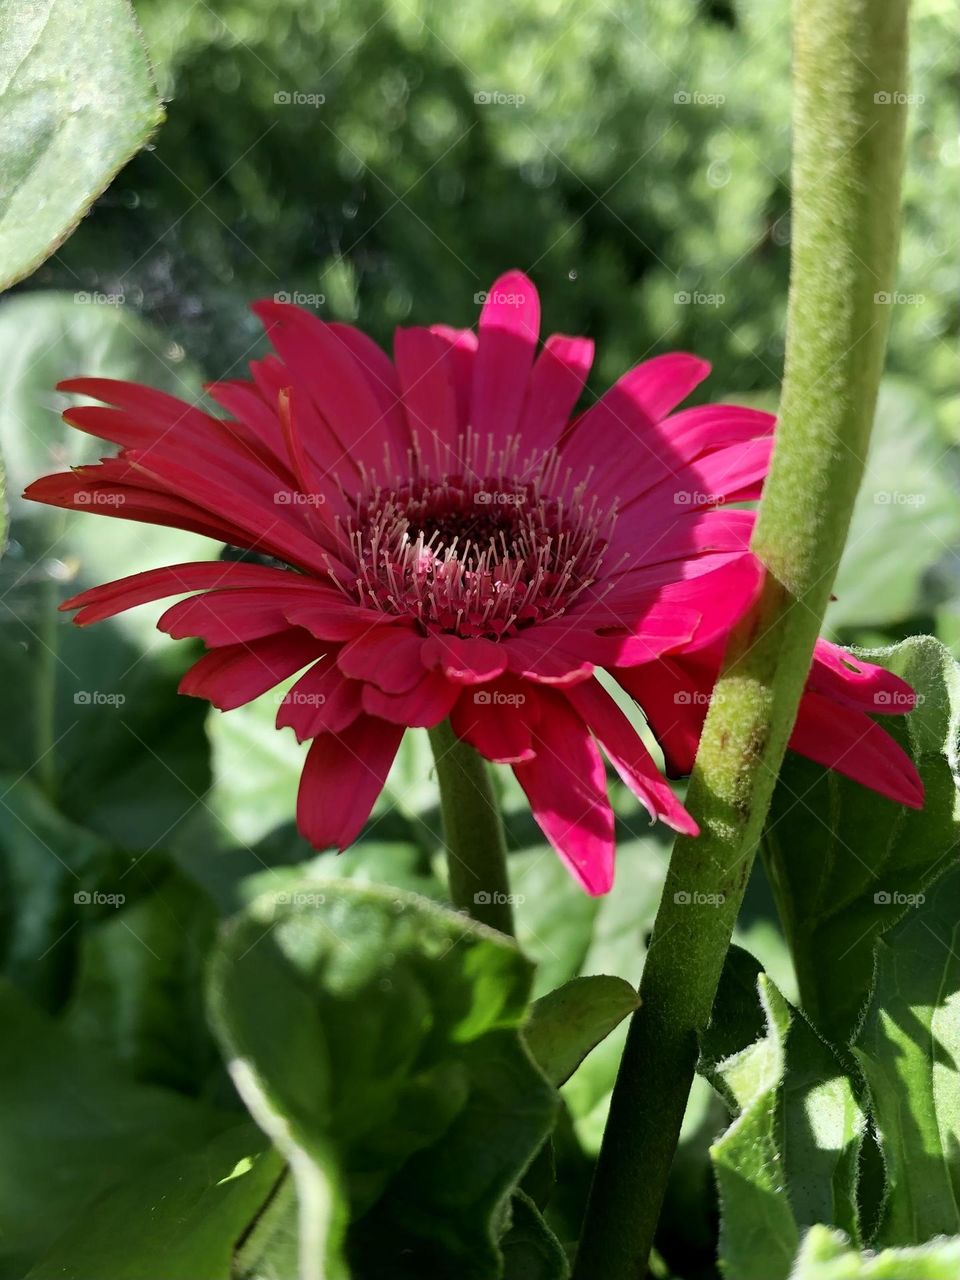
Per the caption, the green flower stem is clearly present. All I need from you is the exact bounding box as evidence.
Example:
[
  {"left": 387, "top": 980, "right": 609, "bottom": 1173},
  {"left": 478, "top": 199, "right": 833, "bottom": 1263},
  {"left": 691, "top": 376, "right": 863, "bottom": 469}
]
[
  {"left": 428, "top": 719, "right": 515, "bottom": 934},
  {"left": 573, "top": 3, "right": 911, "bottom": 1277}
]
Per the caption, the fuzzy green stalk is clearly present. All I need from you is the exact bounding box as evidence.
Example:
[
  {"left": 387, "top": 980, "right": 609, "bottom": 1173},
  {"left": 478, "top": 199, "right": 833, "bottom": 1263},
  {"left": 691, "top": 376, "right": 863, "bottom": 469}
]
[
  {"left": 428, "top": 719, "right": 515, "bottom": 934},
  {"left": 572, "top": 3, "right": 910, "bottom": 1276}
]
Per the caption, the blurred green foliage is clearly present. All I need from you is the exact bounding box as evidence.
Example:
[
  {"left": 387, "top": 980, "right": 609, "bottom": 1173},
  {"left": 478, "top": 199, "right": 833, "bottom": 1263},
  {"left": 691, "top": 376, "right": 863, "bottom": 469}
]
[{"left": 31, "top": 0, "right": 958, "bottom": 419}]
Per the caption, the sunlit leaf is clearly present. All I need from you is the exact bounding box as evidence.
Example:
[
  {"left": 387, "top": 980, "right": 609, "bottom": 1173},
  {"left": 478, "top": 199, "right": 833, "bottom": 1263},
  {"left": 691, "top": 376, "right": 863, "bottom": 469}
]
[
  {"left": 853, "top": 864, "right": 960, "bottom": 1246},
  {"left": 709, "top": 970, "right": 865, "bottom": 1280},
  {"left": 788, "top": 1225, "right": 960, "bottom": 1279},
  {"left": 762, "top": 636, "right": 960, "bottom": 1041},
  {"left": 208, "top": 879, "right": 559, "bottom": 1279}
]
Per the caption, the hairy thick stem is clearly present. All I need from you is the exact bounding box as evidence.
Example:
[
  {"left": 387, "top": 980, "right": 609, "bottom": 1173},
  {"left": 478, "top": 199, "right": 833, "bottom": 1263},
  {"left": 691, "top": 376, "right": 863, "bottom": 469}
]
[
  {"left": 428, "top": 719, "right": 515, "bottom": 934},
  {"left": 573, "top": 3, "right": 910, "bottom": 1276}
]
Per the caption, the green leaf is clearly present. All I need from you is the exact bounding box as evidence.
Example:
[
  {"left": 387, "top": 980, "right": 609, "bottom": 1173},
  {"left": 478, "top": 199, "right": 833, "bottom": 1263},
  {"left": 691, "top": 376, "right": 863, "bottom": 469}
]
[
  {"left": 204, "top": 701, "right": 438, "bottom": 857},
  {"left": 699, "top": 945, "right": 767, "bottom": 1081},
  {"left": 0, "top": 771, "right": 116, "bottom": 1005},
  {"left": 0, "top": 978, "right": 235, "bottom": 1276},
  {"left": 709, "top": 972, "right": 865, "bottom": 1280},
  {"left": 63, "top": 865, "right": 220, "bottom": 1092},
  {"left": 207, "top": 878, "right": 559, "bottom": 1280},
  {"left": 232, "top": 1172, "right": 300, "bottom": 1280},
  {"left": 524, "top": 975, "right": 638, "bottom": 1087},
  {"left": 852, "top": 863, "right": 960, "bottom": 1246},
  {"left": 500, "top": 1190, "right": 570, "bottom": 1280},
  {"left": 762, "top": 636, "right": 960, "bottom": 1041},
  {"left": 204, "top": 679, "right": 309, "bottom": 850},
  {"left": 551, "top": 830, "right": 669, "bottom": 1149},
  {"left": 238, "top": 842, "right": 444, "bottom": 912},
  {"left": 826, "top": 382, "right": 960, "bottom": 633},
  {"left": 788, "top": 1225, "right": 960, "bottom": 1279},
  {"left": 0, "top": 0, "right": 163, "bottom": 292},
  {"left": 0, "top": 768, "right": 223, "bottom": 1103},
  {"left": 0, "top": 294, "right": 213, "bottom": 847},
  {"left": 508, "top": 844, "right": 600, "bottom": 999},
  {"left": 27, "top": 1124, "right": 281, "bottom": 1280}
]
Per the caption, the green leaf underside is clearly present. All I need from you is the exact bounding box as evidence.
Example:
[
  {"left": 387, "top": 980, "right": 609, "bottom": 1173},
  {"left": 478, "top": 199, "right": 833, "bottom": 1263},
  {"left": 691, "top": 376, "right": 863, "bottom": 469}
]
[
  {"left": 710, "top": 863, "right": 960, "bottom": 1272},
  {"left": 524, "top": 975, "right": 639, "bottom": 1088},
  {"left": 0, "top": 979, "right": 242, "bottom": 1276},
  {"left": 0, "top": 0, "right": 163, "bottom": 292},
  {"left": 501, "top": 1190, "right": 571, "bottom": 1280},
  {"left": 26, "top": 1125, "right": 281, "bottom": 1280}
]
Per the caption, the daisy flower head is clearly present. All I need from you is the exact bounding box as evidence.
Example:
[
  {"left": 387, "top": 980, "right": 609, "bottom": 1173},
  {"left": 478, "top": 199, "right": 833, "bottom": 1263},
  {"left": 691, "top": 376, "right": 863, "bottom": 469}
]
[{"left": 26, "top": 271, "right": 922, "bottom": 893}]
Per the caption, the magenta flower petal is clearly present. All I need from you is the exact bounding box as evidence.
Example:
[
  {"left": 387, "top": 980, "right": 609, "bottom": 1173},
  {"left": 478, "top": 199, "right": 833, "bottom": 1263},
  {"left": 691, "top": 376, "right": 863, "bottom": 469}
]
[
  {"left": 807, "top": 639, "right": 918, "bottom": 715},
  {"left": 251, "top": 301, "right": 408, "bottom": 473},
  {"left": 62, "top": 561, "right": 298, "bottom": 625},
  {"left": 518, "top": 334, "right": 594, "bottom": 454},
  {"left": 298, "top": 717, "right": 406, "bottom": 851},
  {"left": 563, "top": 678, "right": 699, "bottom": 836},
  {"left": 512, "top": 691, "right": 616, "bottom": 896},
  {"left": 394, "top": 326, "right": 462, "bottom": 472},
  {"left": 426, "top": 324, "right": 477, "bottom": 428},
  {"left": 277, "top": 657, "right": 364, "bottom": 741},
  {"left": 361, "top": 671, "right": 460, "bottom": 728},
  {"left": 337, "top": 627, "right": 429, "bottom": 694},
  {"left": 449, "top": 679, "right": 538, "bottom": 764},
  {"left": 619, "top": 634, "right": 925, "bottom": 809},
  {"left": 421, "top": 634, "right": 509, "bottom": 685},
  {"left": 179, "top": 631, "right": 323, "bottom": 711},
  {"left": 789, "top": 692, "right": 924, "bottom": 808},
  {"left": 470, "top": 269, "right": 540, "bottom": 450}
]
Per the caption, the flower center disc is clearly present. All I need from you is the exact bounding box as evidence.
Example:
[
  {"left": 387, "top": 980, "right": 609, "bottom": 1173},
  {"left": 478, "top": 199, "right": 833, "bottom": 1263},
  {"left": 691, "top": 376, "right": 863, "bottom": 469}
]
[{"left": 344, "top": 469, "right": 615, "bottom": 640}]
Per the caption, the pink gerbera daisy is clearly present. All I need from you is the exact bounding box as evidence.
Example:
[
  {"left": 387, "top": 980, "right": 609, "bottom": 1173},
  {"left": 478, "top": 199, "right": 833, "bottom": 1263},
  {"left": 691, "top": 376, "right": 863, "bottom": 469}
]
[{"left": 25, "top": 271, "right": 922, "bottom": 894}]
